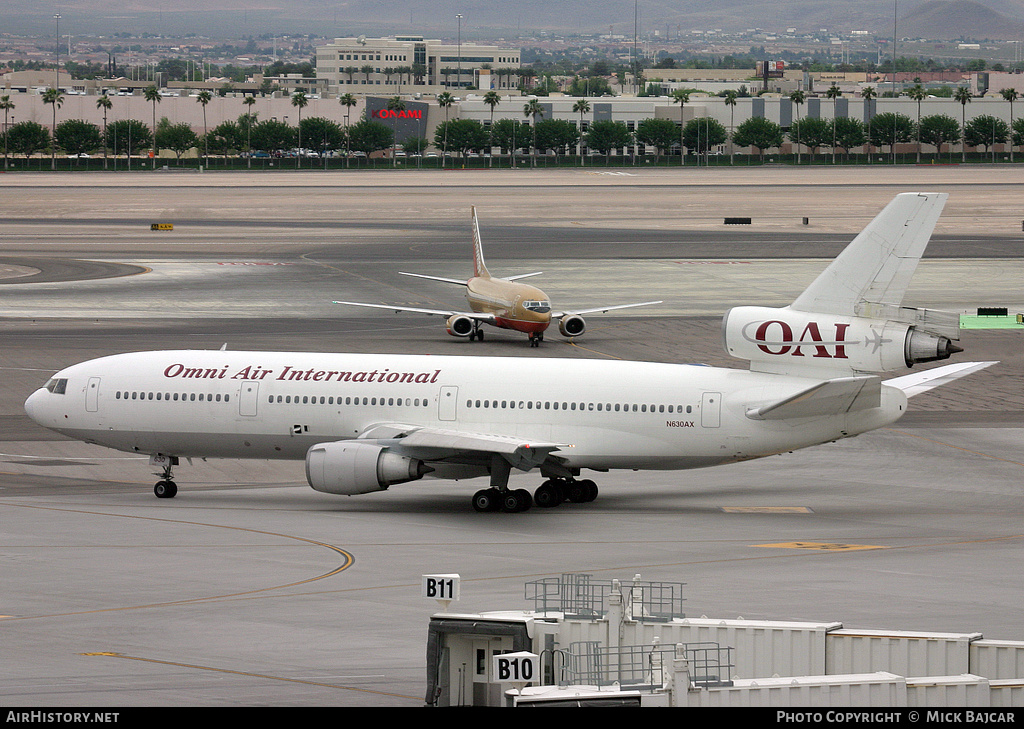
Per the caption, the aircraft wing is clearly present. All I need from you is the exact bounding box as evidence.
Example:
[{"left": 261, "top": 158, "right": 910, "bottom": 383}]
[
  {"left": 553, "top": 300, "right": 662, "bottom": 317},
  {"left": 357, "top": 423, "right": 570, "bottom": 470},
  {"left": 333, "top": 300, "right": 496, "bottom": 323},
  {"left": 884, "top": 361, "right": 997, "bottom": 398},
  {"left": 746, "top": 375, "right": 882, "bottom": 421}
]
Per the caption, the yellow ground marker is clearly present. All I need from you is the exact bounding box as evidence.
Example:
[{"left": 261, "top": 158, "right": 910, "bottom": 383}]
[{"left": 755, "top": 542, "right": 888, "bottom": 552}]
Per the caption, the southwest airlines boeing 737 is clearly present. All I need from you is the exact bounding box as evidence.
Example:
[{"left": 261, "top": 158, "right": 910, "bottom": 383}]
[
  {"left": 335, "top": 207, "right": 661, "bottom": 346},
  {"left": 24, "top": 193, "right": 991, "bottom": 512}
]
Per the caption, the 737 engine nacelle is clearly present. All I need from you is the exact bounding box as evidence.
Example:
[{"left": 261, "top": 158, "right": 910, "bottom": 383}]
[
  {"left": 446, "top": 314, "right": 475, "bottom": 338},
  {"left": 723, "top": 306, "right": 962, "bottom": 373},
  {"left": 306, "top": 441, "right": 430, "bottom": 495},
  {"left": 558, "top": 314, "right": 586, "bottom": 338}
]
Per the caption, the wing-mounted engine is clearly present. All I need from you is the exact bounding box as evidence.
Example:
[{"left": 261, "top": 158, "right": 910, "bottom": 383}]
[
  {"left": 558, "top": 314, "right": 586, "bottom": 337},
  {"left": 446, "top": 314, "right": 475, "bottom": 337},
  {"left": 305, "top": 441, "right": 431, "bottom": 495},
  {"left": 722, "top": 305, "right": 962, "bottom": 375}
]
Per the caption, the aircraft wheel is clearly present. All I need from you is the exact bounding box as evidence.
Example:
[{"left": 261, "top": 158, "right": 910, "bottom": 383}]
[
  {"left": 472, "top": 488, "right": 500, "bottom": 512},
  {"left": 154, "top": 480, "right": 178, "bottom": 499},
  {"left": 579, "top": 479, "right": 598, "bottom": 503},
  {"left": 477, "top": 330, "right": 484, "bottom": 341},
  {"left": 534, "top": 480, "right": 564, "bottom": 508},
  {"left": 501, "top": 489, "right": 531, "bottom": 513},
  {"left": 566, "top": 480, "right": 590, "bottom": 503},
  {"left": 514, "top": 488, "right": 533, "bottom": 510}
]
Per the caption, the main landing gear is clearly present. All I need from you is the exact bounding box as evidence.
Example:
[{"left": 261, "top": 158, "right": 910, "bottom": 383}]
[
  {"left": 472, "top": 477, "right": 599, "bottom": 513},
  {"left": 469, "top": 324, "right": 485, "bottom": 341},
  {"left": 152, "top": 455, "right": 179, "bottom": 499}
]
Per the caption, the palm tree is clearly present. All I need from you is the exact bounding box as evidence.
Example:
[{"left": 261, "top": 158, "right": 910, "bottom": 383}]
[
  {"left": 2, "top": 94, "right": 16, "bottom": 170},
  {"left": 196, "top": 90, "right": 212, "bottom": 168},
  {"left": 1001, "top": 88, "right": 1018, "bottom": 162},
  {"left": 243, "top": 96, "right": 256, "bottom": 168},
  {"left": 907, "top": 84, "right": 927, "bottom": 163},
  {"left": 723, "top": 90, "right": 737, "bottom": 164},
  {"left": 572, "top": 98, "right": 591, "bottom": 165},
  {"left": 338, "top": 93, "right": 357, "bottom": 167},
  {"left": 96, "top": 93, "right": 112, "bottom": 170},
  {"left": 291, "top": 90, "right": 308, "bottom": 168},
  {"left": 671, "top": 89, "right": 690, "bottom": 164},
  {"left": 789, "top": 89, "right": 805, "bottom": 163},
  {"left": 42, "top": 87, "right": 64, "bottom": 170},
  {"left": 862, "top": 86, "right": 876, "bottom": 161},
  {"left": 826, "top": 84, "right": 842, "bottom": 164},
  {"left": 523, "top": 98, "right": 544, "bottom": 167},
  {"left": 482, "top": 90, "right": 500, "bottom": 165},
  {"left": 437, "top": 92, "right": 454, "bottom": 168},
  {"left": 954, "top": 86, "right": 972, "bottom": 162},
  {"left": 386, "top": 96, "right": 405, "bottom": 166},
  {"left": 144, "top": 84, "right": 161, "bottom": 169}
]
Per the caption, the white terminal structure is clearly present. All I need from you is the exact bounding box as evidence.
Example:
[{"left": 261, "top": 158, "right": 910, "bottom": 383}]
[
  {"left": 315, "top": 35, "right": 521, "bottom": 95},
  {"left": 425, "top": 573, "right": 1024, "bottom": 707}
]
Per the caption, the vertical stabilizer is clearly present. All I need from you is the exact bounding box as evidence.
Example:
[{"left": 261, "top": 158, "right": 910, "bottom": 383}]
[
  {"left": 790, "top": 192, "right": 948, "bottom": 316},
  {"left": 471, "top": 207, "right": 491, "bottom": 279},
  {"left": 722, "top": 192, "right": 962, "bottom": 377}
]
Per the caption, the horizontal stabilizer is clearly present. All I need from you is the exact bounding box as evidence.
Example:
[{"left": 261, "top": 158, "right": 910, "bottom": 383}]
[
  {"left": 399, "top": 271, "right": 469, "bottom": 286},
  {"left": 884, "top": 361, "right": 997, "bottom": 398},
  {"left": 746, "top": 375, "right": 881, "bottom": 421}
]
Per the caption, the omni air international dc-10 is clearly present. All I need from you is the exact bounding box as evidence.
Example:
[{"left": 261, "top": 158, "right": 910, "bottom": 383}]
[
  {"left": 335, "top": 207, "right": 662, "bottom": 346},
  {"left": 25, "top": 193, "right": 992, "bottom": 513}
]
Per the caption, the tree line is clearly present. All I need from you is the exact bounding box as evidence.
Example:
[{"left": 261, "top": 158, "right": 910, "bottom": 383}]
[{"left": 4, "top": 87, "right": 1024, "bottom": 170}]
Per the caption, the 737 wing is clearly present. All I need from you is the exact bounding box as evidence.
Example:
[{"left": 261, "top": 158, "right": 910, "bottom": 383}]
[
  {"left": 333, "top": 300, "right": 495, "bottom": 324},
  {"left": 552, "top": 300, "right": 662, "bottom": 318}
]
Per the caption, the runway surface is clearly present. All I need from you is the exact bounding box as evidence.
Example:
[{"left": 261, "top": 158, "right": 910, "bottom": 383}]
[{"left": 1, "top": 167, "right": 1023, "bottom": 707}]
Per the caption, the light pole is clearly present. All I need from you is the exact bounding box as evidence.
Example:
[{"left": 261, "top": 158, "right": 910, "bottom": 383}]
[
  {"left": 456, "top": 14, "right": 463, "bottom": 91},
  {"left": 54, "top": 13, "right": 61, "bottom": 91}
]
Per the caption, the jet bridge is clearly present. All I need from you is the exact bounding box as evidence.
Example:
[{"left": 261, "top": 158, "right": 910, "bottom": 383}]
[{"left": 424, "top": 572, "right": 1024, "bottom": 708}]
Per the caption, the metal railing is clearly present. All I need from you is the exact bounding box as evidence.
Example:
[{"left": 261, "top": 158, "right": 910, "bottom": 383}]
[
  {"left": 563, "top": 641, "right": 734, "bottom": 690},
  {"left": 524, "top": 573, "right": 687, "bottom": 621}
]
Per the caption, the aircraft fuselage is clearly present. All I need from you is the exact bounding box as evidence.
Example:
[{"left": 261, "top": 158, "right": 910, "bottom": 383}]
[
  {"left": 466, "top": 277, "right": 550, "bottom": 334},
  {"left": 25, "top": 350, "right": 906, "bottom": 472}
]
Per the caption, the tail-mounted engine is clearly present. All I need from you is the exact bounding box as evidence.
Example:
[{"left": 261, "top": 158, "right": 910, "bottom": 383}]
[
  {"left": 723, "top": 305, "right": 962, "bottom": 374},
  {"left": 446, "top": 314, "right": 475, "bottom": 338},
  {"left": 558, "top": 314, "right": 586, "bottom": 338},
  {"left": 306, "top": 441, "right": 431, "bottom": 495}
]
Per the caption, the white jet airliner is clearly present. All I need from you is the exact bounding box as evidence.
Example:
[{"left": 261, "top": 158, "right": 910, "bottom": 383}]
[{"left": 24, "top": 193, "right": 992, "bottom": 512}]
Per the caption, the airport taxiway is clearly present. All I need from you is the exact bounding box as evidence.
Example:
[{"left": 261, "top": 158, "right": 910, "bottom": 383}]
[{"left": 1, "top": 167, "right": 1022, "bottom": 707}]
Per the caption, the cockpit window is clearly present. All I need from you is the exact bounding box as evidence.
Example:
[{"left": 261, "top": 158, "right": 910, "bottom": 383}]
[
  {"left": 523, "top": 300, "right": 551, "bottom": 313},
  {"left": 45, "top": 378, "right": 68, "bottom": 395}
]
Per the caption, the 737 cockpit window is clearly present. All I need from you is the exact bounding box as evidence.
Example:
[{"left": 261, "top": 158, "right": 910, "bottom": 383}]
[
  {"left": 523, "top": 300, "right": 551, "bottom": 313},
  {"left": 45, "top": 378, "right": 68, "bottom": 395}
]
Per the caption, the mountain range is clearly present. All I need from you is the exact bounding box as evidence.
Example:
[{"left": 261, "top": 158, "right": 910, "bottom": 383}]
[{"left": 3, "top": 0, "right": 1024, "bottom": 40}]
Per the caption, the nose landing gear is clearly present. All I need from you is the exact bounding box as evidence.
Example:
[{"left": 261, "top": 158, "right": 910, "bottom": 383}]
[{"left": 151, "top": 454, "right": 179, "bottom": 499}]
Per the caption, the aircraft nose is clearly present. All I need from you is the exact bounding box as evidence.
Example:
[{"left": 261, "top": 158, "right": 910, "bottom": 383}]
[{"left": 24, "top": 388, "right": 50, "bottom": 426}]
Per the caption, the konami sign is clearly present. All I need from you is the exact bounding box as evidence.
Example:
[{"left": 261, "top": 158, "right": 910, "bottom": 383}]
[{"left": 371, "top": 109, "right": 424, "bottom": 120}]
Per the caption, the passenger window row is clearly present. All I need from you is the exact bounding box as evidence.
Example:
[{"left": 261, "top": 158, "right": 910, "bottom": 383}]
[
  {"left": 465, "top": 399, "right": 694, "bottom": 414},
  {"left": 268, "top": 394, "right": 430, "bottom": 407},
  {"left": 116, "top": 391, "right": 230, "bottom": 403}
]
